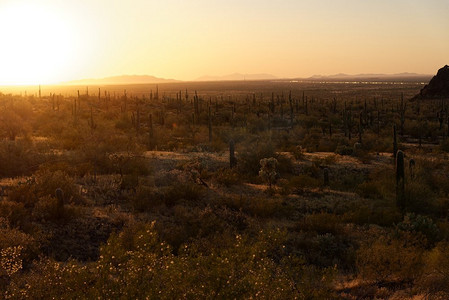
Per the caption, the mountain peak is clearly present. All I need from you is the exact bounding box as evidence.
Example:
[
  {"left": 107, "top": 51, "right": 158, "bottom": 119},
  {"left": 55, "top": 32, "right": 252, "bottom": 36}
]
[
  {"left": 64, "top": 75, "right": 178, "bottom": 85},
  {"left": 195, "top": 73, "right": 278, "bottom": 82},
  {"left": 413, "top": 65, "right": 449, "bottom": 99}
]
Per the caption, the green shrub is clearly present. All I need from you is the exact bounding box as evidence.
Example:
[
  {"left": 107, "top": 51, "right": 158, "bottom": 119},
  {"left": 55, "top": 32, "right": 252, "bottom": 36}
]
[{"left": 395, "top": 213, "right": 440, "bottom": 246}]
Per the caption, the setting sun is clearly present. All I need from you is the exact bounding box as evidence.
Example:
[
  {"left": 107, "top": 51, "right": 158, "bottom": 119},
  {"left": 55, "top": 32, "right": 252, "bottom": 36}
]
[{"left": 0, "top": 2, "right": 77, "bottom": 85}]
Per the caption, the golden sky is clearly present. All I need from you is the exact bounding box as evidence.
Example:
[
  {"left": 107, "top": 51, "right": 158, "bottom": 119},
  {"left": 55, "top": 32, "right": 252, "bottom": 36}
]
[{"left": 0, "top": 0, "right": 448, "bottom": 85}]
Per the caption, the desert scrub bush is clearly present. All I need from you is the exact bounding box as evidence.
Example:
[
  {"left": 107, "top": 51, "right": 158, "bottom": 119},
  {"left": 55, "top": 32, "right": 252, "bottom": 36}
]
[
  {"left": 395, "top": 213, "right": 440, "bottom": 246},
  {"left": 214, "top": 167, "right": 241, "bottom": 187},
  {"left": 333, "top": 171, "right": 368, "bottom": 192},
  {"left": 31, "top": 195, "right": 80, "bottom": 222},
  {"left": 155, "top": 206, "right": 230, "bottom": 252},
  {"left": 288, "top": 232, "right": 355, "bottom": 270},
  {"left": 237, "top": 141, "right": 276, "bottom": 176},
  {"left": 356, "top": 232, "right": 425, "bottom": 283},
  {"left": 405, "top": 178, "right": 437, "bottom": 215},
  {"left": 222, "top": 195, "right": 288, "bottom": 219},
  {"left": 5, "top": 258, "right": 93, "bottom": 299},
  {"left": 288, "top": 174, "right": 321, "bottom": 190},
  {"left": 297, "top": 213, "right": 344, "bottom": 235},
  {"left": 417, "top": 241, "right": 449, "bottom": 297},
  {"left": 335, "top": 144, "right": 353, "bottom": 156},
  {"left": 343, "top": 202, "right": 402, "bottom": 227},
  {"left": 0, "top": 140, "right": 45, "bottom": 177},
  {"left": 9, "top": 169, "right": 81, "bottom": 209},
  {"left": 0, "top": 201, "right": 29, "bottom": 230},
  {"left": 130, "top": 186, "right": 164, "bottom": 212},
  {"left": 0, "top": 227, "right": 38, "bottom": 288},
  {"left": 300, "top": 128, "right": 322, "bottom": 152},
  {"left": 356, "top": 181, "right": 384, "bottom": 199},
  {"left": 259, "top": 157, "right": 279, "bottom": 188},
  {"left": 20, "top": 223, "right": 333, "bottom": 299},
  {"left": 161, "top": 182, "right": 204, "bottom": 207},
  {"left": 109, "top": 153, "right": 151, "bottom": 177}
]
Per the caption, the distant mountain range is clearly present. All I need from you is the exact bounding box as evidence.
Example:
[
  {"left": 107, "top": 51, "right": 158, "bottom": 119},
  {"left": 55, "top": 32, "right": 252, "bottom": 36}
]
[
  {"left": 62, "top": 72, "right": 433, "bottom": 85},
  {"left": 64, "top": 75, "right": 178, "bottom": 85},
  {"left": 306, "top": 72, "right": 432, "bottom": 81},
  {"left": 195, "top": 73, "right": 278, "bottom": 81}
]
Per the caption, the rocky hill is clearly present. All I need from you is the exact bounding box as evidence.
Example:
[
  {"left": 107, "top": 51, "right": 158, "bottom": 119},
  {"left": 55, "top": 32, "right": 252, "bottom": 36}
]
[{"left": 413, "top": 65, "right": 449, "bottom": 99}]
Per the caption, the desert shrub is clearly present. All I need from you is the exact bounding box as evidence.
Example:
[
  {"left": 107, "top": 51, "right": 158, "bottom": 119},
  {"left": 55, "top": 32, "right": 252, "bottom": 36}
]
[
  {"left": 237, "top": 141, "right": 276, "bottom": 176},
  {"left": 289, "top": 174, "right": 321, "bottom": 190},
  {"left": 31, "top": 196, "right": 80, "bottom": 222},
  {"left": 333, "top": 172, "right": 366, "bottom": 192},
  {"left": 156, "top": 206, "right": 230, "bottom": 252},
  {"left": 214, "top": 167, "right": 241, "bottom": 186},
  {"left": 286, "top": 145, "right": 305, "bottom": 160},
  {"left": 161, "top": 183, "right": 204, "bottom": 207},
  {"left": 0, "top": 140, "right": 45, "bottom": 177},
  {"left": 8, "top": 222, "right": 336, "bottom": 298},
  {"left": 259, "top": 157, "right": 279, "bottom": 188},
  {"left": 131, "top": 186, "right": 164, "bottom": 212},
  {"left": 0, "top": 201, "right": 28, "bottom": 229},
  {"left": 276, "top": 153, "right": 294, "bottom": 175},
  {"left": 222, "top": 196, "right": 287, "bottom": 219},
  {"left": 277, "top": 178, "right": 291, "bottom": 195},
  {"left": 9, "top": 169, "right": 81, "bottom": 210},
  {"left": 356, "top": 232, "right": 425, "bottom": 283},
  {"left": 119, "top": 173, "right": 139, "bottom": 191},
  {"left": 406, "top": 179, "right": 437, "bottom": 215},
  {"left": 356, "top": 181, "right": 383, "bottom": 199},
  {"left": 33, "top": 169, "right": 79, "bottom": 201},
  {"left": 335, "top": 144, "right": 353, "bottom": 156},
  {"left": 0, "top": 227, "right": 38, "bottom": 288},
  {"left": 344, "top": 203, "right": 402, "bottom": 227},
  {"left": 297, "top": 212, "right": 343, "bottom": 235},
  {"left": 417, "top": 241, "right": 449, "bottom": 297},
  {"left": 395, "top": 213, "right": 440, "bottom": 246},
  {"left": 289, "top": 232, "right": 355, "bottom": 269},
  {"left": 300, "top": 128, "right": 322, "bottom": 151}
]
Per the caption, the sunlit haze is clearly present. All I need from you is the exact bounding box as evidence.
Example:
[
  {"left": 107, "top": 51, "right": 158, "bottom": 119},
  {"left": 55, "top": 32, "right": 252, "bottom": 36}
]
[{"left": 0, "top": 0, "right": 448, "bottom": 85}]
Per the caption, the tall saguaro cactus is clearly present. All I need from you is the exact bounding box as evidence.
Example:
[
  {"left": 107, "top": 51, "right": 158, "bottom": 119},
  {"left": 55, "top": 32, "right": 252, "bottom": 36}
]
[
  {"left": 396, "top": 150, "right": 406, "bottom": 212},
  {"left": 393, "top": 124, "right": 398, "bottom": 162},
  {"left": 229, "top": 140, "right": 236, "bottom": 168},
  {"left": 55, "top": 188, "right": 64, "bottom": 218},
  {"left": 208, "top": 106, "right": 212, "bottom": 142}
]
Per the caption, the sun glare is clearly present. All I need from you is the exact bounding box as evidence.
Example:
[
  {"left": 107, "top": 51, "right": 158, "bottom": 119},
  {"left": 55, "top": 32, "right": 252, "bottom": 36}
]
[{"left": 0, "top": 3, "right": 75, "bottom": 85}]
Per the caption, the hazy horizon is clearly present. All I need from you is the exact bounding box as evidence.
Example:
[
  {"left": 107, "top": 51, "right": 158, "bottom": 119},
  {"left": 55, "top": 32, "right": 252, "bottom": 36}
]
[{"left": 0, "top": 0, "right": 447, "bottom": 85}]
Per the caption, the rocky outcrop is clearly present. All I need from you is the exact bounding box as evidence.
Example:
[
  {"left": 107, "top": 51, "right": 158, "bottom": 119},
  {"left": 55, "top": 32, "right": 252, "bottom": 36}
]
[{"left": 414, "top": 65, "right": 449, "bottom": 99}]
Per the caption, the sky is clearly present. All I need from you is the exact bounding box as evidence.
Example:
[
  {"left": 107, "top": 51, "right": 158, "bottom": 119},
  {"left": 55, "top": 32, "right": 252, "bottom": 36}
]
[{"left": 0, "top": 0, "right": 448, "bottom": 84}]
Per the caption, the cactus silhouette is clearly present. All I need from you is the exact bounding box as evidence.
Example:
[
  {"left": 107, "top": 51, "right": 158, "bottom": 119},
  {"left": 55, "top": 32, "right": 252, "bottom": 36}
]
[
  {"left": 396, "top": 150, "right": 405, "bottom": 212},
  {"left": 323, "top": 168, "right": 330, "bottom": 186},
  {"left": 229, "top": 140, "right": 236, "bottom": 168},
  {"left": 393, "top": 124, "right": 398, "bottom": 162},
  {"left": 55, "top": 188, "right": 64, "bottom": 217}
]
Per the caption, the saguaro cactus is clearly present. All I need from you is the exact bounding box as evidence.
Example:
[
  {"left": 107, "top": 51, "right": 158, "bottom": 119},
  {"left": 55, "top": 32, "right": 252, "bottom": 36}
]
[
  {"left": 396, "top": 150, "right": 405, "bottom": 212},
  {"left": 208, "top": 106, "right": 212, "bottom": 142},
  {"left": 393, "top": 124, "right": 398, "bottom": 161},
  {"left": 229, "top": 140, "right": 236, "bottom": 168},
  {"left": 323, "top": 168, "right": 330, "bottom": 186},
  {"left": 409, "top": 159, "right": 415, "bottom": 180},
  {"left": 148, "top": 113, "right": 154, "bottom": 150},
  {"left": 55, "top": 188, "right": 64, "bottom": 217}
]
